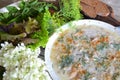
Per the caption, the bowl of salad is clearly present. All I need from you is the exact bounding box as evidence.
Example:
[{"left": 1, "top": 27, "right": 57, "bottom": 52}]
[{"left": 45, "top": 20, "right": 120, "bottom": 80}]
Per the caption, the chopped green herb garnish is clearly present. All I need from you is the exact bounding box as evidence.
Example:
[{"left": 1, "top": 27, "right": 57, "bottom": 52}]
[
  {"left": 96, "top": 42, "right": 109, "bottom": 51},
  {"left": 60, "top": 55, "right": 74, "bottom": 69},
  {"left": 112, "top": 72, "right": 120, "bottom": 80},
  {"left": 113, "top": 44, "right": 120, "bottom": 51},
  {"left": 84, "top": 72, "right": 91, "bottom": 80}
]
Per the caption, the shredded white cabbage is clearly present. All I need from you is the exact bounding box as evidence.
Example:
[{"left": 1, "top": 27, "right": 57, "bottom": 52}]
[{"left": 0, "top": 42, "right": 51, "bottom": 80}]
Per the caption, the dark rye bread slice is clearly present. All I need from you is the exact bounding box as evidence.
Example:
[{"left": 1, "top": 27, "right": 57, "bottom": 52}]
[{"left": 80, "top": 0, "right": 120, "bottom": 26}]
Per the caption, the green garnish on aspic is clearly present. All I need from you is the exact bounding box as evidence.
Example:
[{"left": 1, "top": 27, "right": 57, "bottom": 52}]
[{"left": 60, "top": 55, "right": 74, "bottom": 69}]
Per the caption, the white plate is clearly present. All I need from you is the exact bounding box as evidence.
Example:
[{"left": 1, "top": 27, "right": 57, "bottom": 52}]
[{"left": 45, "top": 19, "right": 119, "bottom": 80}]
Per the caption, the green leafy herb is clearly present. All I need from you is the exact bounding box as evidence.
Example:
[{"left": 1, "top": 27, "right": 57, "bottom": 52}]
[
  {"left": 47, "top": 12, "right": 65, "bottom": 36},
  {"left": 59, "top": 0, "right": 83, "bottom": 21},
  {"left": 28, "top": 11, "right": 49, "bottom": 49},
  {"left": 0, "top": 0, "right": 83, "bottom": 49},
  {"left": 0, "top": 0, "right": 55, "bottom": 49},
  {"left": 0, "top": 0, "right": 54, "bottom": 24}
]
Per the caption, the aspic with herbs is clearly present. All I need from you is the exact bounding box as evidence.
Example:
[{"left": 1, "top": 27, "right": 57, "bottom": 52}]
[{"left": 50, "top": 24, "right": 120, "bottom": 80}]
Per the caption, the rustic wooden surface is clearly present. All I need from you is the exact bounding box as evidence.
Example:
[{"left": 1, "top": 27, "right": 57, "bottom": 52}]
[{"left": 0, "top": 0, "right": 18, "bottom": 8}]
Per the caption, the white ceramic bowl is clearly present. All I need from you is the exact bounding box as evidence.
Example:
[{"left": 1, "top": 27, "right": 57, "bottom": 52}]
[{"left": 45, "top": 19, "right": 118, "bottom": 80}]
